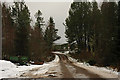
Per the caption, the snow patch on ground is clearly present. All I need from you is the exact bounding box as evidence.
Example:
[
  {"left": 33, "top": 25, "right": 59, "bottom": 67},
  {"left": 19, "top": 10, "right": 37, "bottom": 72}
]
[
  {"left": 52, "top": 51, "right": 62, "bottom": 54},
  {"left": 33, "top": 55, "right": 60, "bottom": 75},
  {"left": 75, "top": 62, "right": 118, "bottom": 78},
  {"left": 0, "top": 60, "right": 43, "bottom": 79},
  {"left": 52, "top": 51, "right": 69, "bottom": 55},
  {"left": 63, "top": 51, "right": 69, "bottom": 55},
  {"left": 0, "top": 55, "right": 60, "bottom": 79},
  {"left": 0, "top": 60, "right": 18, "bottom": 78},
  {"left": 49, "top": 54, "right": 59, "bottom": 63},
  {"left": 68, "top": 56, "right": 78, "bottom": 63},
  {"left": 0, "top": 60, "right": 17, "bottom": 69},
  {"left": 68, "top": 56, "right": 119, "bottom": 78}
]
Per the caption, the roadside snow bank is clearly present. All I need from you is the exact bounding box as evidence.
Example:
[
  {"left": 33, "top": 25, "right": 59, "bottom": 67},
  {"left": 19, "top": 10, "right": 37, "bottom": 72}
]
[
  {"left": 33, "top": 55, "right": 60, "bottom": 75},
  {"left": 49, "top": 55, "right": 59, "bottom": 63},
  {"left": 52, "top": 51, "right": 61, "bottom": 54},
  {"left": 52, "top": 51, "right": 69, "bottom": 55},
  {"left": 0, "top": 60, "right": 18, "bottom": 78},
  {"left": 68, "top": 56, "right": 78, "bottom": 63},
  {"left": 64, "top": 51, "right": 69, "bottom": 55},
  {"left": 68, "top": 57, "right": 119, "bottom": 78},
  {"left": 0, "top": 55, "right": 60, "bottom": 79},
  {"left": 0, "top": 60, "right": 16, "bottom": 70},
  {"left": 0, "top": 60, "right": 42, "bottom": 79}
]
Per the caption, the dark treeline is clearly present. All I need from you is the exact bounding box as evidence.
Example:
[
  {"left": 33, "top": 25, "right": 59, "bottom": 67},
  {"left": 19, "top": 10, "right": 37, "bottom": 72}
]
[
  {"left": 2, "top": 1, "right": 60, "bottom": 62},
  {"left": 64, "top": 1, "right": 120, "bottom": 70}
]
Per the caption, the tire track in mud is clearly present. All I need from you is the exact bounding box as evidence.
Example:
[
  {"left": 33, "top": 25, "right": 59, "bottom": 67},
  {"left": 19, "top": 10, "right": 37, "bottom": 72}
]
[{"left": 57, "top": 54, "right": 74, "bottom": 78}]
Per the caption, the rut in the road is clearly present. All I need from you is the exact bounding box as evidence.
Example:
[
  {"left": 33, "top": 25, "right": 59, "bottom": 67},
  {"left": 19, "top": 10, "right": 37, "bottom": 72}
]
[{"left": 58, "top": 54, "right": 74, "bottom": 78}]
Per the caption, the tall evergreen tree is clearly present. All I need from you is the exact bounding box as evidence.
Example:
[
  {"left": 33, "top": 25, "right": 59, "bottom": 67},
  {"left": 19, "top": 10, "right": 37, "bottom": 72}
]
[
  {"left": 90, "top": 1, "right": 101, "bottom": 57},
  {"left": 2, "top": 3, "right": 15, "bottom": 59},
  {"left": 30, "top": 10, "right": 46, "bottom": 62},
  {"left": 65, "top": 2, "right": 92, "bottom": 53},
  {"left": 101, "top": 1, "right": 118, "bottom": 65},
  {"left": 34, "top": 10, "right": 44, "bottom": 32},
  {"left": 44, "top": 17, "right": 61, "bottom": 50},
  {"left": 12, "top": 1, "right": 31, "bottom": 56},
  {"left": 115, "top": 1, "right": 120, "bottom": 68}
]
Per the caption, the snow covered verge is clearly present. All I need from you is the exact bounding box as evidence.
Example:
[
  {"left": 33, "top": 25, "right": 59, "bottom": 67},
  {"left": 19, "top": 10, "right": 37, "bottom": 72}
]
[
  {"left": 68, "top": 56, "right": 119, "bottom": 78},
  {"left": 0, "top": 55, "right": 60, "bottom": 79},
  {"left": 33, "top": 55, "right": 60, "bottom": 76}
]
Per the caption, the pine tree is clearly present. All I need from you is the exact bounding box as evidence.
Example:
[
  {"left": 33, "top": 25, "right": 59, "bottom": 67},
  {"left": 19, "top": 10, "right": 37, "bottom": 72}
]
[
  {"left": 115, "top": 1, "right": 120, "bottom": 69},
  {"left": 12, "top": 1, "right": 31, "bottom": 56},
  {"left": 100, "top": 1, "right": 118, "bottom": 66},
  {"left": 118, "top": 1, "right": 120, "bottom": 69},
  {"left": 30, "top": 10, "right": 46, "bottom": 62},
  {"left": 34, "top": 10, "right": 45, "bottom": 32},
  {"left": 65, "top": 2, "right": 92, "bottom": 53},
  {"left": 44, "top": 17, "right": 61, "bottom": 50},
  {"left": 65, "top": 2, "right": 82, "bottom": 53},
  {"left": 2, "top": 3, "right": 15, "bottom": 59},
  {"left": 90, "top": 1, "right": 101, "bottom": 57}
]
